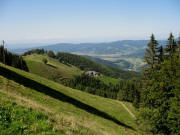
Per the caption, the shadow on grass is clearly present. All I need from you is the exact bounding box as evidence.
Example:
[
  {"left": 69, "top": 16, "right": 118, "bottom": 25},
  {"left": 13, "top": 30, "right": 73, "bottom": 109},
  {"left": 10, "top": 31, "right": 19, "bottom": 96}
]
[
  {"left": 46, "top": 64, "right": 57, "bottom": 69},
  {"left": 0, "top": 66, "right": 134, "bottom": 130}
]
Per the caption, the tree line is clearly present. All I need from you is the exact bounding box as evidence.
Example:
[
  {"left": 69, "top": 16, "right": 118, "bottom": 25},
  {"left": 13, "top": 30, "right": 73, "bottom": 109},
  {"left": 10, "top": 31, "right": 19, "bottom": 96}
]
[
  {"left": 0, "top": 41, "right": 28, "bottom": 71},
  {"left": 138, "top": 33, "right": 180, "bottom": 134},
  {"left": 64, "top": 74, "right": 118, "bottom": 99},
  {"left": 63, "top": 73, "right": 141, "bottom": 107}
]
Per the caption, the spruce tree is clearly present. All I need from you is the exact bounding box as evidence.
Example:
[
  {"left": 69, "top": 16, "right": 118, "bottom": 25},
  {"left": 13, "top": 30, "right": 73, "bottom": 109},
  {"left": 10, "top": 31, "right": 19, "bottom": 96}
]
[
  {"left": 157, "top": 45, "right": 164, "bottom": 64},
  {"left": 143, "top": 34, "right": 159, "bottom": 79},
  {"left": 165, "top": 33, "right": 178, "bottom": 76},
  {"left": 2, "top": 41, "right": 6, "bottom": 64},
  {"left": 165, "top": 33, "right": 177, "bottom": 58}
]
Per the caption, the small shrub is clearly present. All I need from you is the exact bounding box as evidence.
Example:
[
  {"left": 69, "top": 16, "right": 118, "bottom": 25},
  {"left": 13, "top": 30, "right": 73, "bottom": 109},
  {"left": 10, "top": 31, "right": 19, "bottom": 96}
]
[{"left": 42, "top": 58, "right": 48, "bottom": 64}]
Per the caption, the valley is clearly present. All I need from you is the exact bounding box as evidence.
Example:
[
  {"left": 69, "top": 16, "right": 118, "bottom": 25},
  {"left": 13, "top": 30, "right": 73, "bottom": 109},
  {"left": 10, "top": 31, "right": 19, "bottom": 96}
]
[{"left": 1, "top": 1, "right": 179, "bottom": 134}]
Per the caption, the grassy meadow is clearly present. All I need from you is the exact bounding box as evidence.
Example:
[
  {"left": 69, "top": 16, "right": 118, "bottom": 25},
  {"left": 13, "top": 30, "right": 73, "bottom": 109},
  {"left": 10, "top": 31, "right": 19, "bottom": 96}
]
[
  {"left": 0, "top": 63, "right": 145, "bottom": 135},
  {"left": 24, "top": 54, "right": 82, "bottom": 83}
]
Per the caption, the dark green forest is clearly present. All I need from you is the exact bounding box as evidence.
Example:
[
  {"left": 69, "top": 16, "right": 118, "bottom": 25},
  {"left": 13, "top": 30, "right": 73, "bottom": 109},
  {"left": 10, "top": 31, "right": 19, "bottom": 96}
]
[
  {"left": 0, "top": 41, "right": 28, "bottom": 71},
  {"left": 64, "top": 74, "right": 118, "bottom": 99},
  {"left": 138, "top": 33, "right": 180, "bottom": 134},
  {"left": 64, "top": 74, "right": 141, "bottom": 107}
]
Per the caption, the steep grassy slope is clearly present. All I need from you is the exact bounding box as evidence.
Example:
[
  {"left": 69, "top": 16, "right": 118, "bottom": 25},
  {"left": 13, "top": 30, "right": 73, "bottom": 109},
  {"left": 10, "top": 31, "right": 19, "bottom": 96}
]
[
  {"left": 0, "top": 63, "right": 144, "bottom": 135},
  {"left": 0, "top": 95, "right": 62, "bottom": 135},
  {"left": 23, "top": 54, "right": 82, "bottom": 83}
]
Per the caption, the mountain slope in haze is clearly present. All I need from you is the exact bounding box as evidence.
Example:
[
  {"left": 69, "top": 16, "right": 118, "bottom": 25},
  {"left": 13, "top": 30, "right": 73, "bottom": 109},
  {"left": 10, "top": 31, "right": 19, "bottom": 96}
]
[
  {"left": 11, "top": 40, "right": 166, "bottom": 72},
  {"left": 12, "top": 40, "right": 166, "bottom": 57},
  {"left": 0, "top": 63, "right": 143, "bottom": 135},
  {"left": 12, "top": 40, "right": 149, "bottom": 55},
  {"left": 84, "top": 55, "right": 133, "bottom": 69}
]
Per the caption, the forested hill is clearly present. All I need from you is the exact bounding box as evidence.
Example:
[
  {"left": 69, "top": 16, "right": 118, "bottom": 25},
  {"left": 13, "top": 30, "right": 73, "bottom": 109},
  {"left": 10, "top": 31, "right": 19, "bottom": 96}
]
[
  {"left": 0, "top": 45, "right": 28, "bottom": 71},
  {"left": 28, "top": 50, "right": 140, "bottom": 79}
]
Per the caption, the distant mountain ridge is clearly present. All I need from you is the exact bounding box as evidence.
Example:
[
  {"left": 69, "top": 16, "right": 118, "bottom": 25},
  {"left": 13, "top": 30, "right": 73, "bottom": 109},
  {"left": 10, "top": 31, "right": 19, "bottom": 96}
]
[{"left": 12, "top": 40, "right": 166, "bottom": 56}]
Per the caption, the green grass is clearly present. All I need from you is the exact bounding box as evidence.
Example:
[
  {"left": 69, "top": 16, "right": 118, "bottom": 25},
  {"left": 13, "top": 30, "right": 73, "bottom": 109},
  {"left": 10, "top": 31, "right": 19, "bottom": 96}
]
[
  {"left": 0, "top": 96, "right": 64, "bottom": 135},
  {"left": 24, "top": 54, "right": 82, "bottom": 83},
  {"left": 0, "top": 63, "right": 144, "bottom": 135}
]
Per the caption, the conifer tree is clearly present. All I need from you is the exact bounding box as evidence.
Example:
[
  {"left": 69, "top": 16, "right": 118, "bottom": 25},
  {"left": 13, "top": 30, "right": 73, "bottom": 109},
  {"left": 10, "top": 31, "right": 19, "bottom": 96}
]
[
  {"left": 157, "top": 45, "right": 164, "bottom": 64},
  {"left": 165, "top": 33, "right": 177, "bottom": 58},
  {"left": 2, "top": 41, "right": 6, "bottom": 64},
  {"left": 144, "top": 34, "right": 158, "bottom": 67},
  {"left": 165, "top": 33, "right": 178, "bottom": 76},
  {"left": 0, "top": 42, "right": 28, "bottom": 71},
  {"left": 143, "top": 34, "right": 159, "bottom": 79}
]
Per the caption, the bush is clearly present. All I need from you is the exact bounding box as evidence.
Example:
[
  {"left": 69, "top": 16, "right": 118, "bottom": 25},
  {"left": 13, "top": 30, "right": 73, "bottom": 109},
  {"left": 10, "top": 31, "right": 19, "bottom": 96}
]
[{"left": 42, "top": 58, "right": 48, "bottom": 64}]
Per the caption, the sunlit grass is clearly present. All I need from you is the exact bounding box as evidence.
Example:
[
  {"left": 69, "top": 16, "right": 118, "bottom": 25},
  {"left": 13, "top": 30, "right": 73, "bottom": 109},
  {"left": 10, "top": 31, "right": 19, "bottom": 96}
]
[{"left": 0, "top": 63, "right": 143, "bottom": 134}]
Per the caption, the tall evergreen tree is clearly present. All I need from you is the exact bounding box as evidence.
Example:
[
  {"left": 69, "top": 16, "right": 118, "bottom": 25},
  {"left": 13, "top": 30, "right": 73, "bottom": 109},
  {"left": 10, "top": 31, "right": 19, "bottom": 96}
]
[
  {"left": 2, "top": 41, "right": 6, "bottom": 64},
  {"left": 143, "top": 34, "right": 159, "bottom": 79},
  {"left": 165, "top": 33, "right": 178, "bottom": 76},
  {"left": 157, "top": 45, "right": 164, "bottom": 64},
  {"left": 165, "top": 33, "right": 177, "bottom": 58}
]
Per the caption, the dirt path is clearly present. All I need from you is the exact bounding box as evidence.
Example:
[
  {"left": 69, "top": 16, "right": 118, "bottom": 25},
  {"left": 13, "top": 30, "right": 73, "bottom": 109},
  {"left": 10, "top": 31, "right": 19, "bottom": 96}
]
[{"left": 119, "top": 102, "right": 136, "bottom": 118}]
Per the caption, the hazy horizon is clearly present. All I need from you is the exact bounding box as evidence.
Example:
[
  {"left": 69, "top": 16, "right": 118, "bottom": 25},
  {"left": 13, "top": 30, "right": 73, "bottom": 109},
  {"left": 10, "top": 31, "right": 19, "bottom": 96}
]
[{"left": 5, "top": 38, "right": 175, "bottom": 49}]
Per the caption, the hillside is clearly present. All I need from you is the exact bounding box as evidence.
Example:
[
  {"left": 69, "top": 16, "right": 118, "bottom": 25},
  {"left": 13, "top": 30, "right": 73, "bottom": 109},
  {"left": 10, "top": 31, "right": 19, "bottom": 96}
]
[
  {"left": 23, "top": 54, "right": 82, "bottom": 83},
  {"left": 23, "top": 54, "right": 124, "bottom": 100},
  {"left": 0, "top": 63, "right": 144, "bottom": 135},
  {"left": 55, "top": 52, "right": 140, "bottom": 79}
]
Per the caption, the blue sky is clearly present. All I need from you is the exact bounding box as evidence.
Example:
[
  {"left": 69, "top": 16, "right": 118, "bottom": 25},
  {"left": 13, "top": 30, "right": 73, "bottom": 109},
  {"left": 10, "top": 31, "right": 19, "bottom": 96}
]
[{"left": 0, "top": 0, "right": 180, "bottom": 45}]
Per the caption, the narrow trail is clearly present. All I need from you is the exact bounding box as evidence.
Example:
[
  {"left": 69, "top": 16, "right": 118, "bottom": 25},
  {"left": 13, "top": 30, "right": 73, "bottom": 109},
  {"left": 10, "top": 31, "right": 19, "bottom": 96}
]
[{"left": 119, "top": 102, "right": 136, "bottom": 119}]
